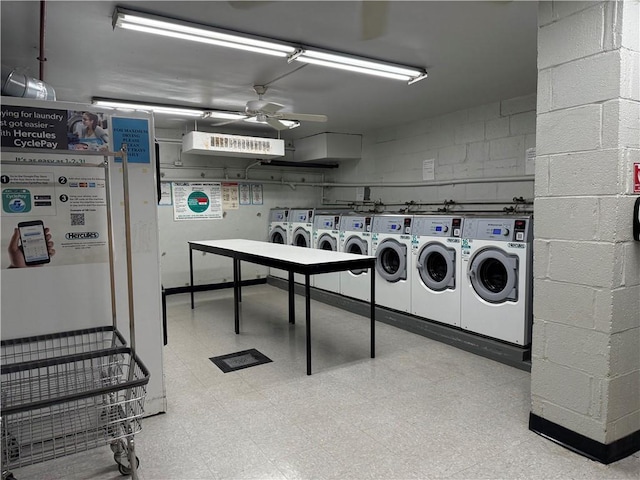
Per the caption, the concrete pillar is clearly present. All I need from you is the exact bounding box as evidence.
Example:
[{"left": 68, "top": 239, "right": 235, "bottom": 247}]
[{"left": 531, "top": 0, "right": 640, "bottom": 463}]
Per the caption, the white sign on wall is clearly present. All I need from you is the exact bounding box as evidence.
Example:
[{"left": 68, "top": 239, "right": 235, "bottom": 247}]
[
  {"left": 172, "top": 182, "right": 223, "bottom": 220},
  {"left": 422, "top": 159, "right": 435, "bottom": 181}
]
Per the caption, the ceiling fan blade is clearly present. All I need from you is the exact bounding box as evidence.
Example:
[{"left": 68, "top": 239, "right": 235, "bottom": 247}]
[
  {"left": 265, "top": 117, "right": 289, "bottom": 131},
  {"left": 246, "top": 99, "right": 284, "bottom": 114},
  {"left": 277, "top": 112, "right": 328, "bottom": 123},
  {"left": 361, "top": 0, "right": 389, "bottom": 40}
]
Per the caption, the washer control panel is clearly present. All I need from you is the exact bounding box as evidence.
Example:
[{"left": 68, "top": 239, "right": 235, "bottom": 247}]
[
  {"left": 290, "top": 209, "right": 314, "bottom": 224},
  {"left": 462, "top": 217, "right": 531, "bottom": 242},
  {"left": 340, "top": 216, "right": 372, "bottom": 232},
  {"left": 412, "top": 216, "right": 463, "bottom": 237},
  {"left": 371, "top": 216, "right": 413, "bottom": 235}
]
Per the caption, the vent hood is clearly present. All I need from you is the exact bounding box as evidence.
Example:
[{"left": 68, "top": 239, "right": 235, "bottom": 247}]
[
  {"left": 182, "top": 131, "right": 285, "bottom": 159},
  {"left": 294, "top": 133, "right": 361, "bottom": 162}
]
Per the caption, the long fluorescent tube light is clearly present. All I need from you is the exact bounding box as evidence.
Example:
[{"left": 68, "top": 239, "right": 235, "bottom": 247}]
[
  {"left": 113, "top": 8, "right": 295, "bottom": 57},
  {"left": 243, "top": 117, "right": 300, "bottom": 129},
  {"left": 112, "top": 7, "right": 427, "bottom": 84},
  {"left": 290, "top": 49, "right": 427, "bottom": 84},
  {"left": 92, "top": 98, "right": 250, "bottom": 124}
]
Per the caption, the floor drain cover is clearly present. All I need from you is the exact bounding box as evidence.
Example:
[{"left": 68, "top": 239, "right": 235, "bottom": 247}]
[{"left": 209, "top": 348, "right": 272, "bottom": 373}]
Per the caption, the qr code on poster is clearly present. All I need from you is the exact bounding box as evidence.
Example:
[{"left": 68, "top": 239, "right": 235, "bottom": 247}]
[{"left": 70, "top": 213, "right": 85, "bottom": 226}]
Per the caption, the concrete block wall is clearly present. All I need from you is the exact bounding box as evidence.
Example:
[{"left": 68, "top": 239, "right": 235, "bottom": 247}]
[
  {"left": 532, "top": 0, "right": 640, "bottom": 447},
  {"left": 324, "top": 94, "right": 536, "bottom": 210}
]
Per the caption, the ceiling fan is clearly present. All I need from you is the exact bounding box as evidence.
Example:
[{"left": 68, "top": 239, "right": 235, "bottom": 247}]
[{"left": 206, "top": 85, "right": 328, "bottom": 131}]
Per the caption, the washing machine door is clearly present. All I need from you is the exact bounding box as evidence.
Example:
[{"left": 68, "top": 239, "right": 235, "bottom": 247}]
[
  {"left": 343, "top": 236, "right": 368, "bottom": 275},
  {"left": 317, "top": 233, "right": 337, "bottom": 251},
  {"left": 375, "top": 239, "right": 407, "bottom": 283},
  {"left": 417, "top": 242, "right": 455, "bottom": 291},
  {"left": 468, "top": 248, "right": 518, "bottom": 303},
  {"left": 293, "top": 227, "right": 311, "bottom": 247},
  {"left": 270, "top": 226, "right": 287, "bottom": 244}
]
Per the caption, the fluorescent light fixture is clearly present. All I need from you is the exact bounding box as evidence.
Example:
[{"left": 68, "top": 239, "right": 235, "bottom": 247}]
[
  {"left": 112, "top": 7, "right": 427, "bottom": 84},
  {"left": 92, "top": 98, "right": 206, "bottom": 116},
  {"left": 290, "top": 49, "right": 427, "bottom": 84},
  {"left": 113, "top": 7, "right": 295, "bottom": 57},
  {"left": 203, "top": 111, "right": 247, "bottom": 121}
]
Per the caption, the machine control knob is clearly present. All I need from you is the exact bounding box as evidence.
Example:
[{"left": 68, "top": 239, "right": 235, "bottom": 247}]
[
  {"left": 442, "top": 226, "right": 449, "bottom": 233},
  {"left": 503, "top": 228, "right": 510, "bottom": 237}
]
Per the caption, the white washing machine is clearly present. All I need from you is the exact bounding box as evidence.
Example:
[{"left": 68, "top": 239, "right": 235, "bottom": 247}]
[
  {"left": 460, "top": 216, "right": 533, "bottom": 345},
  {"left": 371, "top": 214, "right": 413, "bottom": 313},
  {"left": 339, "top": 214, "right": 373, "bottom": 302},
  {"left": 288, "top": 208, "right": 314, "bottom": 283},
  {"left": 311, "top": 213, "right": 342, "bottom": 293},
  {"left": 411, "top": 215, "right": 464, "bottom": 327},
  {"left": 268, "top": 207, "right": 290, "bottom": 280}
]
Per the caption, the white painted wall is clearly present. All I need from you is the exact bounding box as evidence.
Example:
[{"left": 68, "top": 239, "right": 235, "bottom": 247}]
[
  {"left": 532, "top": 0, "right": 640, "bottom": 445},
  {"left": 322, "top": 94, "right": 537, "bottom": 210}
]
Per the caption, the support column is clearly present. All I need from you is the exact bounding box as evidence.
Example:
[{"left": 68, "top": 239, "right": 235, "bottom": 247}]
[{"left": 531, "top": 0, "right": 640, "bottom": 463}]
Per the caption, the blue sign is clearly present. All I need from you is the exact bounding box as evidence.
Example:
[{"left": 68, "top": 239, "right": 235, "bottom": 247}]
[{"left": 111, "top": 117, "right": 151, "bottom": 164}]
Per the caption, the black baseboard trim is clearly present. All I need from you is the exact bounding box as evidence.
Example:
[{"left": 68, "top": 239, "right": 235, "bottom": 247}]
[
  {"left": 165, "top": 278, "right": 267, "bottom": 296},
  {"left": 529, "top": 413, "right": 640, "bottom": 464}
]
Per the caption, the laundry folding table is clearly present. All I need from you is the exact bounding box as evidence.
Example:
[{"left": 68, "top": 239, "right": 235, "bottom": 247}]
[{"left": 189, "top": 239, "right": 376, "bottom": 375}]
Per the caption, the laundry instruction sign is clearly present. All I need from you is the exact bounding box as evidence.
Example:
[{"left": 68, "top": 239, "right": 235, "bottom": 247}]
[{"left": 172, "top": 182, "right": 222, "bottom": 220}]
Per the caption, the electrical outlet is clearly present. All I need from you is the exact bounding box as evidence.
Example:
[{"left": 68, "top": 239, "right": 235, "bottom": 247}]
[{"left": 174, "top": 160, "right": 183, "bottom": 166}]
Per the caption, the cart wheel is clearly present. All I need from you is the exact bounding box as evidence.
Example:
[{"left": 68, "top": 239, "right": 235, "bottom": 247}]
[{"left": 117, "top": 456, "right": 140, "bottom": 476}]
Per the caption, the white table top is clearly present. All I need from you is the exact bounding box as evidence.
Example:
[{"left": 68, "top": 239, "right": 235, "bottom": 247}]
[{"left": 189, "top": 239, "right": 375, "bottom": 266}]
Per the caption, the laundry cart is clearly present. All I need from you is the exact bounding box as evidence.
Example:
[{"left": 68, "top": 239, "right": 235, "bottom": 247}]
[{"left": 0, "top": 146, "right": 149, "bottom": 480}]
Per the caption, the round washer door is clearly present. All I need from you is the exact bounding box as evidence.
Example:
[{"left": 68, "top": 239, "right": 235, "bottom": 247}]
[
  {"left": 375, "top": 239, "right": 407, "bottom": 283},
  {"left": 293, "top": 227, "right": 311, "bottom": 247},
  {"left": 317, "top": 233, "right": 337, "bottom": 251},
  {"left": 270, "top": 226, "right": 287, "bottom": 244},
  {"left": 417, "top": 242, "right": 455, "bottom": 291},
  {"left": 468, "top": 248, "right": 518, "bottom": 303},
  {"left": 343, "top": 236, "right": 368, "bottom": 275}
]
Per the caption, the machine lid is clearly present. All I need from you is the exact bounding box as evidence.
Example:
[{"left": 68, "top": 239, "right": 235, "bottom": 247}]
[
  {"left": 375, "top": 239, "right": 407, "bottom": 282},
  {"left": 343, "top": 236, "right": 369, "bottom": 275},
  {"left": 468, "top": 248, "right": 518, "bottom": 303},
  {"left": 293, "top": 227, "right": 311, "bottom": 247},
  {"left": 417, "top": 242, "right": 455, "bottom": 291},
  {"left": 269, "top": 226, "right": 287, "bottom": 244},
  {"left": 317, "top": 233, "right": 337, "bottom": 251}
]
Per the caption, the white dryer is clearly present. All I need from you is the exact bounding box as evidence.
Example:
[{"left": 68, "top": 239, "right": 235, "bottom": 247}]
[
  {"left": 411, "top": 215, "right": 464, "bottom": 327},
  {"left": 312, "top": 213, "right": 342, "bottom": 293},
  {"left": 339, "top": 214, "right": 373, "bottom": 302},
  {"left": 371, "top": 214, "right": 413, "bottom": 313},
  {"left": 460, "top": 216, "right": 533, "bottom": 345},
  {"left": 268, "top": 207, "right": 289, "bottom": 280}
]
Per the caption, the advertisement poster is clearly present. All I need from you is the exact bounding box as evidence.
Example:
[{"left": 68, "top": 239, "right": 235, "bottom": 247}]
[
  {"left": 1, "top": 105, "right": 110, "bottom": 152},
  {"left": 222, "top": 182, "right": 239, "bottom": 210},
  {"left": 0, "top": 155, "right": 109, "bottom": 269},
  {"left": 172, "top": 182, "right": 223, "bottom": 220}
]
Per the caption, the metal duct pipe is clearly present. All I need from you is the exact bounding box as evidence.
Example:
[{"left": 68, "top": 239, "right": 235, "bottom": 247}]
[{"left": 1, "top": 65, "right": 56, "bottom": 100}]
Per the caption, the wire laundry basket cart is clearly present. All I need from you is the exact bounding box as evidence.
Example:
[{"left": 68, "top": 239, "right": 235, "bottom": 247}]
[{"left": 1, "top": 146, "right": 150, "bottom": 480}]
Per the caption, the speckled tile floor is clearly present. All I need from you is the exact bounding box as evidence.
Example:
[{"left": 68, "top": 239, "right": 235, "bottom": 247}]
[{"left": 9, "top": 284, "right": 640, "bottom": 479}]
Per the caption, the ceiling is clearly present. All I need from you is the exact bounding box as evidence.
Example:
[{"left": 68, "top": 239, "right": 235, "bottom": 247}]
[{"left": 1, "top": 1, "right": 538, "bottom": 140}]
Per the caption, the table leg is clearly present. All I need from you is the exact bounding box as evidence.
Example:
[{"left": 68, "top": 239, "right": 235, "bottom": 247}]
[
  {"left": 289, "top": 270, "right": 295, "bottom": 324},
  {"left": 371, "top": 266, "right": 376, "bottom": 358},
  {"left": 305, "top": 274, "right": 311, "bottom": 375},
  {"left": 233, "top": 258, "right": 240, "bottom": 334},
  {"left": 189, "top": 246, "right": 194, "bottom": 309},
  {"left": 238, "top": 261, "right": 242, "bottom": 303}
]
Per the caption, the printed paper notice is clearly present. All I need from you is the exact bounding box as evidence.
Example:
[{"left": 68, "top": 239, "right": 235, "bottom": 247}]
[
  {"left": 159, "top": 182, "right": 172, "bottom": 206},
  {"left": 526, "top": 148, "right": 536, "bottom": 175},
  {"left": 239, "top": 183, "right": 251, "bottom": 205},
  {"left": 251, "top": 184, "right": 263, "bottom": 205},
  {"left": 422, "top": 159, "right": 435, "bottom": 181},
  {"left": 222, "top": 182, "right": 239, "bottom": 209},
  {"left": 172, "top": 182, "right": 222, "bottom": 220}
]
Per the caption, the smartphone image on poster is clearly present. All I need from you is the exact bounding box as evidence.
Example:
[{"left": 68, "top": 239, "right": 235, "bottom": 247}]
[{"left": 18, "top": 220, "right": 50, "bottom": 265}]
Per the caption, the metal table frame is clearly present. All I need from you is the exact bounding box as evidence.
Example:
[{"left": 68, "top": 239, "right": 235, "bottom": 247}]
[{"left": 188, "top": 239, "right": 376, "bottom": 375}]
